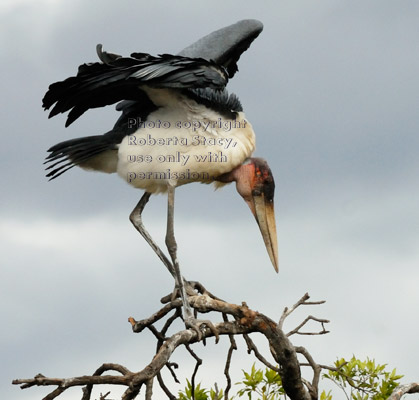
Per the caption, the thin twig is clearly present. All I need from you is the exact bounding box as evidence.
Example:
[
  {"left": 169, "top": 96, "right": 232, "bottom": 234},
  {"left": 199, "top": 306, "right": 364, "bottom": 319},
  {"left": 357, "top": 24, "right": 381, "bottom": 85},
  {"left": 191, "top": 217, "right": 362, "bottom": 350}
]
[
  {"left": 148, "top": 324, "right": 166, "bottom": 341},
  {"left": 99, "top": 392, "right": 111, "bottom": 400},
  {"left": 279, "top": 293, "right": 326, "bottom": 329},
  {"left": 185, "top": 344, "right": 203, "bottom": 400},
  {"left": 166, "top": 362, "right": 180, "bottom": 384},
  {"left": 161, "top": 308, "right": 182, "bottom": 337},
  {"left": 128, "top": 300, "right": 182, "bottom": 333},
  {"left": 243, "top": 334, "right": 281, "bottom": 373},
  {"left": 222, "top": 313, "right": 237, "bottom": 399},
  {"left": 157, "top": 372, "right": 177, "bottom": 400},
  {"left": 287, "top": 315, "right": 330, "bottom": 337},
  {"left": 224, "top": 343, "right": 235, "bottom": 399}
]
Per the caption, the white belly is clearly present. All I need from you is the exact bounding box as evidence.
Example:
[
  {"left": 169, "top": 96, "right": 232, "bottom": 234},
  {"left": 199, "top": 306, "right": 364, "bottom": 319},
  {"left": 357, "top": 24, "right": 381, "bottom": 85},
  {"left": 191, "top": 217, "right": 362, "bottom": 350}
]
[{"left": 117, "top": 106, "right": 256, "bottom": 193}]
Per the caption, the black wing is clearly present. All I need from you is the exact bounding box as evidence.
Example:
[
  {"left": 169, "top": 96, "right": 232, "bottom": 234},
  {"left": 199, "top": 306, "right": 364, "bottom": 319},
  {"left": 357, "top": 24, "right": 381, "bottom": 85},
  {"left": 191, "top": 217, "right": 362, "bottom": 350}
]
[
  {"left": 44, "top": 20, "right": 263, "bottom": 180},
  {"left": 43, "top": 46, "right": 228, "bottom": 127}
]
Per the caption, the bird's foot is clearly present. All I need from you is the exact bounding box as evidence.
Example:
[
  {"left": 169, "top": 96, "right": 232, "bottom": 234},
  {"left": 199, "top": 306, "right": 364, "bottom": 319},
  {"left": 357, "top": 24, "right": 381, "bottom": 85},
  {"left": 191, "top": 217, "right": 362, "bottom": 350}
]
[
  {"left": 160, "top": 281, "right": 219, "bottom": 342},
  {"left": 165, "top": 280, "right": 199, "bottom": 303},
  {"left": 184, "top": 315, "right": 219, "bottom": 344},
  {"left": 184, "top": 280, "right": 199, "bottom": 296}
]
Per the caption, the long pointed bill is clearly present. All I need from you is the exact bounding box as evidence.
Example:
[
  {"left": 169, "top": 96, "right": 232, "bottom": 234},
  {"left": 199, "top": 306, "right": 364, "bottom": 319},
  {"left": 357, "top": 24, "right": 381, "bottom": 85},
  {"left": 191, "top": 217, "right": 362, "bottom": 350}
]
[{"left": 253, "top": 194, "right": 279, "bottom": 272}]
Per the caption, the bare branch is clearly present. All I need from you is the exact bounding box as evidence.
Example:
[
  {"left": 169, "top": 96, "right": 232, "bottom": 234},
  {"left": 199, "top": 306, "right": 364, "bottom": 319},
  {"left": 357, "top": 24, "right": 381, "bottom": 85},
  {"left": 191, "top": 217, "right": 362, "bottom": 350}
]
[
  {"left": 388, "top": 382, "right": 419, "bottom": 399},
  {"left": 185, "top": 344, "right": 202, "bottom": 399},
  {"left": 279, "top": 293, "right": 326, "bottom": 329},
  {"left": 128, "top": 301, "right": 181, "bottom": 333},
  {"left": 165, "top": 362, "right": 180, "bottom": 384},
  {"left": 212, "top": 383, "right": 222, "bottom": 400},
  {"left": 187, "top": 281, "right": 224, "bottom": 300},
  {"left": 14, "top": 289, "right": 327, "bottom": 400},
  {"left": 44, "top": 386, "right": 67, "bottom": 400},
  {"left": 13, "top": 374, "right": 132, "bottom": 391},
  {"left": 156, "top": 372, "right": 176, "bottom": 400},
  {"left": 121, "top": 385, "right": 141, "bottom": 400},
  {"left": 223, "top": 341, "right": 235, "bottom": 399},
  {"left": 287, "top": 315, "right": 330, "bottom": 337},
  {"left": 222, "top": 312, "right": 237, "bottom": 399},
  {"left": 243, "top": 334, "right": 280, "bottom": 373},
  {"left": 295, "top": 346, "right": 321, "bottom": 399},
  {"left": 145, "top": 378, "right": 153, "bottom": 400},
  {"left": 99, "top": 392, "right": 111, "bottom": 400},
  {"left": 161, "top": 309, "right": 182, "bottom": 337},
  {"left": 300, "top": 362, "right": 346, "bottom": 373},
  {"left": 82, "top": 364, "right": 132, "bottom": 400}
]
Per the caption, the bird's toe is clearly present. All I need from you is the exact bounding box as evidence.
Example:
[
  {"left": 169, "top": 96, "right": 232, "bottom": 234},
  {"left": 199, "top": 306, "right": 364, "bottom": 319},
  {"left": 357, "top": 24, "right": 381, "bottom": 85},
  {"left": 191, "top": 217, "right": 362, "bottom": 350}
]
[{"left": 184, "top": 317, "right": 219, "bottom": 344}]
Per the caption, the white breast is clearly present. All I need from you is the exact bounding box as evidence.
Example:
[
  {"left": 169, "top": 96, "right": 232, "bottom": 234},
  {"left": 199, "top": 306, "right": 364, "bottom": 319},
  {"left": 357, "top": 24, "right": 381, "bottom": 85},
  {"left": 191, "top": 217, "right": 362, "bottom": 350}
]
[{"left": 117, "top": 94, "right": 256, "bottom": 193}]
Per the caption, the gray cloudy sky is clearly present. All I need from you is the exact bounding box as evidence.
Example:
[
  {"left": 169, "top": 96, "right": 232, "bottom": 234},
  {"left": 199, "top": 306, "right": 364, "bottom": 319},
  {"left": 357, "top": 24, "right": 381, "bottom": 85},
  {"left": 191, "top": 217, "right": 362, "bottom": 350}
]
[{"left": 1, "top": 1, "right": 418, "bottom": 399}]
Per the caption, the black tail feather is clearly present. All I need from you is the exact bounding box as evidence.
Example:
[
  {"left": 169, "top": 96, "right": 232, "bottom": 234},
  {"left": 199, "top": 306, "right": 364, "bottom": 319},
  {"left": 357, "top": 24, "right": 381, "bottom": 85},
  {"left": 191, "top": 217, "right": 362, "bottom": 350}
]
[{"left": 45, "top": 135, "right": 116, "bottom": 180}]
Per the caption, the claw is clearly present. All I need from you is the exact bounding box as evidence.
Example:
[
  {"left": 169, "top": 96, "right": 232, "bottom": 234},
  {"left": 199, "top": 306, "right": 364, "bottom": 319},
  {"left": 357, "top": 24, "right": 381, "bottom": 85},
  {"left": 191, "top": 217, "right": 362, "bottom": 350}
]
[
  {"left": 185, "top": 316, "right": 220, "bottom": 344},
  {"left": 161, "top": 280, "right": 198, "bottom": 304},
  {"left": 184, "top": 281, "right": 198, "bottom": 297},
  {"left": 162, "top": 282, "right": 220, "bottom": 343}
]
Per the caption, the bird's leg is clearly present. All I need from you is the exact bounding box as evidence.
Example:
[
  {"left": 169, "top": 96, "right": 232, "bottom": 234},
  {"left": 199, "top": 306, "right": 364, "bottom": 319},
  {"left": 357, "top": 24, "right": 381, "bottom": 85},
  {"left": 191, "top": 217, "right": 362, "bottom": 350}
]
[
  {"left": 130, "top": 192, "right": 195, "bottom": 301},
  {"left": 164, "top": 186, "right": 192, "bottom": 316},
  {"left": 165, "top": 185, "right": 219, "bottom": 342},
  {"left": 129, "top": 192, "right": 176, "bottom": 279}
]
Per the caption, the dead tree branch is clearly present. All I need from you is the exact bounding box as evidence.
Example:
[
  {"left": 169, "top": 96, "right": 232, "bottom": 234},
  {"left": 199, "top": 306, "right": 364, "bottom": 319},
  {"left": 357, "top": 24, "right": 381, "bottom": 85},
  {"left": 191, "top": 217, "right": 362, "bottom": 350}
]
[
  {"left": 295, "top": 346, "right": 322, "bottom": 399},
  {"left": 287, "top": 315, "right": 330, "bottom": 337},
  {"left": 388, "top": 382, "right": 419, "bottom": 399},
  {"left": 13, "top": 286, "right": 330, "bottom": 400},
  {"left": 279, "top": 293, "right": 327, "bottom": 330}
]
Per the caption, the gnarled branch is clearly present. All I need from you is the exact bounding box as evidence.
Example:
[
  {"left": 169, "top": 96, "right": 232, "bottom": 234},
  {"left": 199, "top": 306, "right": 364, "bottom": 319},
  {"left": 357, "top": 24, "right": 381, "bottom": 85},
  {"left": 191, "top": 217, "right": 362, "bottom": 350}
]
[
  {"left": 13, "top": 286, "right": 329, "bottom": 400},
  {"left": 388, "top": 382, "right": 419, "bottom": 399}
]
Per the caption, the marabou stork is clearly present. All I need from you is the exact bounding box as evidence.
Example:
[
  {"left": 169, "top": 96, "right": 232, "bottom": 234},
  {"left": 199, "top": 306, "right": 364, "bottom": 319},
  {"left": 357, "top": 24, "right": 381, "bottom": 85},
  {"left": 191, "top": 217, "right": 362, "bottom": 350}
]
[{"left": 43, "top": 19, "right": 278, "bottom": 333}]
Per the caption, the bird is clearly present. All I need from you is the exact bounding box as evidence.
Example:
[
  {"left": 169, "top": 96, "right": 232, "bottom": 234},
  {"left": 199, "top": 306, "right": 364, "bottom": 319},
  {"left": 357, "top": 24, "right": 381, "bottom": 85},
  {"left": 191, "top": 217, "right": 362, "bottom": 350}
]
[{"left": 42, "top": 19, "right": 278, "bottom": 334}]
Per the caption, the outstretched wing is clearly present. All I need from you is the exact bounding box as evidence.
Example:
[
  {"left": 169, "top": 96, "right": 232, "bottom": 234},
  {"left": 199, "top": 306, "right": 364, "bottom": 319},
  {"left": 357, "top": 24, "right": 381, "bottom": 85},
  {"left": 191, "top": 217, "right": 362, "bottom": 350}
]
[
  {"left": 43, "top": 20, "right": 263, "bottom": 181},
  {"left": 42, "top": 46, "right": 228, "bottom": 127},
  {"left": 178, "top": 19, "right": 263, "bottom": 78}
]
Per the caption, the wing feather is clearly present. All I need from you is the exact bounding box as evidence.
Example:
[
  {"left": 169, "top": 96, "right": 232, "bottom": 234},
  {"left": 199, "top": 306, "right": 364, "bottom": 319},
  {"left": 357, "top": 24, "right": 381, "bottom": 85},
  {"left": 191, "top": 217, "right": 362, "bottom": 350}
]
[{"left": 42, "top": 49, "right": 228, "bottom": 127}]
